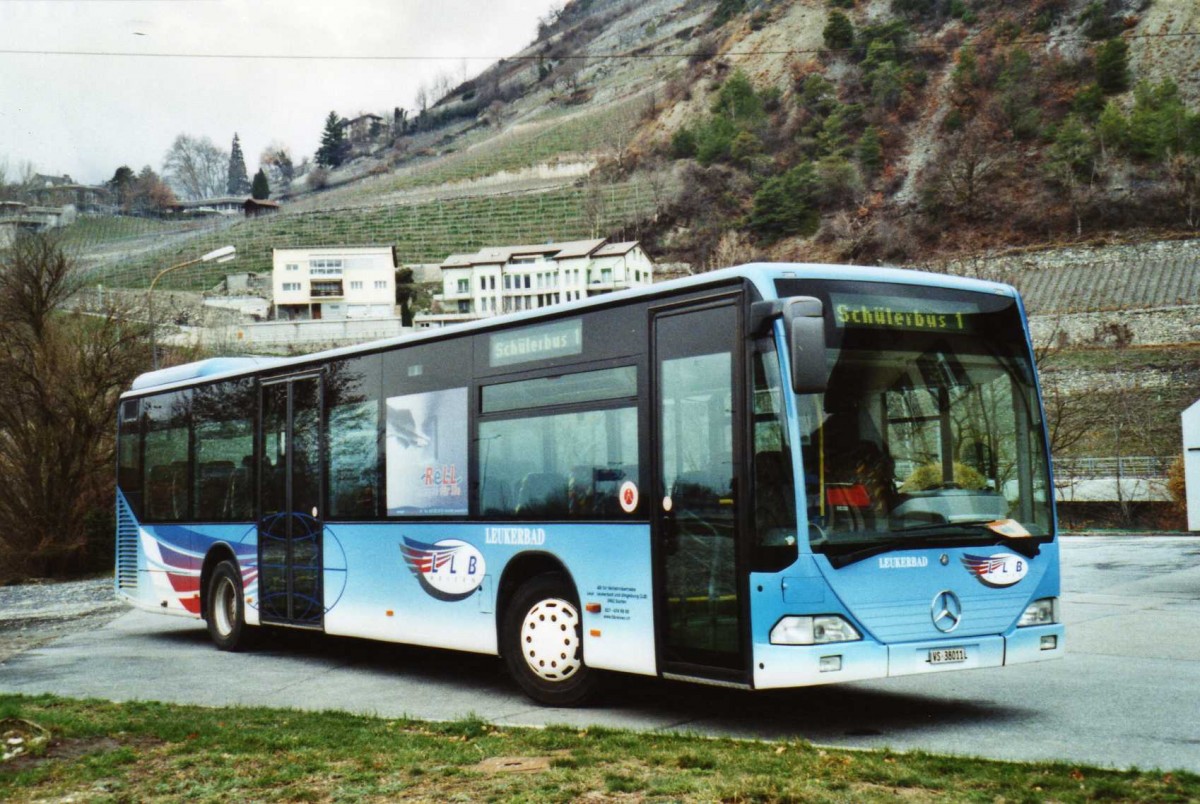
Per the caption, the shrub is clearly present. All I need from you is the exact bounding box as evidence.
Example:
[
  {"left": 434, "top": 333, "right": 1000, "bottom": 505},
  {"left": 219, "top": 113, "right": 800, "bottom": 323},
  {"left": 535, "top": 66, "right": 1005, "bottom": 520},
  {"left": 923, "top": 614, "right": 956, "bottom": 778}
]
[
  {"left": 730, "top": 130, "right": 764, "bottom": 166},
  {"left": 815, "top": 156, "right": 865, "bottom": 207},
  {"left": 1081, "top": 0, "right": 1117, "bottom": 40},
  {"left": 1073, "top": 84, "right": 1106, "bottom": 120},
  {"left": 306, "top": 167, "right": 330, "bottom": 191},
  {"left": 900, "top": 462, "right": 987, "bottom": 492},
  {"left": 1166, "top": 455, "right": 1187, "bottom": 522},
  {"left": 670, "top": 126, "right": 698, "bottom": 159}
]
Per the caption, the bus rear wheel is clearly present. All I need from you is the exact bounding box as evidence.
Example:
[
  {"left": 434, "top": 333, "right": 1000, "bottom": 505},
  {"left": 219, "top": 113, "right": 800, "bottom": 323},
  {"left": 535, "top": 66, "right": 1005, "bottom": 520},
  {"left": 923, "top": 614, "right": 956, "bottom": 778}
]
[
  {"left": 503, "top": 573, "right": 598, "bottom": 707},
  {"left": 206, "top": 560, "right": 256, "bottom": 652}
]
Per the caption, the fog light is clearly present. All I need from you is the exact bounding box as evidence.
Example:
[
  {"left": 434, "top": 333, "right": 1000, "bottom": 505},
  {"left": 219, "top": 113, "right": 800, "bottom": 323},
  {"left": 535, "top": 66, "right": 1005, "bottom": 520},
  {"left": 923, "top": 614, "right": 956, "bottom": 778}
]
[
  {"left": 1018, "top": 597, "right": 1059, "bottom": 627},
  {"left": 1040, "top": 635, "right": 1057, "bottom": 651},
  {"left": 770, "top": 615, "right": 861, "bottom": 645},
  {"left": 819, "top": 655, "right": 842, "bottom": 672}
]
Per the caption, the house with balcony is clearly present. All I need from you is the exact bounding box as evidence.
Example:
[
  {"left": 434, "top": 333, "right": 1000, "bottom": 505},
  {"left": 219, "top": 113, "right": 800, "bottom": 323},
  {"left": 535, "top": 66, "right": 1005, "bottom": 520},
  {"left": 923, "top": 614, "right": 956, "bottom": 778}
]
[
  {"left": 272, "top": 246, "right": 396, "bottom": 321},
  {"left": 28, "top": 174, "right": 110, "bottom": 214},
  {"left": 415, "top": 238, "right": 654, "bottom": 328}
]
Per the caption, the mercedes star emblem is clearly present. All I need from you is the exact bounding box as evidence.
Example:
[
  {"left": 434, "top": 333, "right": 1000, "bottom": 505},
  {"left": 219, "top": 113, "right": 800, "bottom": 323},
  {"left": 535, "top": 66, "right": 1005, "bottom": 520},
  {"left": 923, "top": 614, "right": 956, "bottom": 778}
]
[{"left": 931, "top": 590, "right": 962, "bottom": 633}]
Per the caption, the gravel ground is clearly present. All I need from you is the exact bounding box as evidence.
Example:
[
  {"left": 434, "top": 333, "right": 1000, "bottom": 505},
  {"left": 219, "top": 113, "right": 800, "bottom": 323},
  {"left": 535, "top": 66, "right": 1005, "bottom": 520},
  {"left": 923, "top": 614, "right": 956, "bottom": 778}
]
[{"left": 0, "top": 579, "right": 127, "bottom": 665}]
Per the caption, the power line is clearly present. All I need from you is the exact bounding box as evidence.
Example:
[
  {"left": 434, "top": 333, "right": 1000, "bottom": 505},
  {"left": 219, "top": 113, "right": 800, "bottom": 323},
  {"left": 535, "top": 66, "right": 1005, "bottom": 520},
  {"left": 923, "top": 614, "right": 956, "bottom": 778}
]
[{"left": 1, "top": 31, "right": 1197, "bottom": 63}]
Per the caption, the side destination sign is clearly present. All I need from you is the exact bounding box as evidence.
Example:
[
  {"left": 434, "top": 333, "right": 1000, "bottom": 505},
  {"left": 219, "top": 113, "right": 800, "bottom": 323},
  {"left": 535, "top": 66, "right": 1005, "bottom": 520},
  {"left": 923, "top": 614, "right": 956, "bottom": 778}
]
[
  {"left": 830, "top": 293, "right": 981, "bottom": 334},
  {"left": 490, "top": 318, "right": 583, "bottom": 367}
]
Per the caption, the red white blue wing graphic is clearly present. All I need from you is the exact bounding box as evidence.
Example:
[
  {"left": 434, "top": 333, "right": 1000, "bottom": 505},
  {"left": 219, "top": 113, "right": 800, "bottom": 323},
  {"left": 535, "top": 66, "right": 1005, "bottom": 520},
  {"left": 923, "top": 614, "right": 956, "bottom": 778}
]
[
  {"left": 961, "top": 554, "right": 1005, "bottom": 577},
  {"left": 401, "top": 538, "right": 457, "bottom": 576}
]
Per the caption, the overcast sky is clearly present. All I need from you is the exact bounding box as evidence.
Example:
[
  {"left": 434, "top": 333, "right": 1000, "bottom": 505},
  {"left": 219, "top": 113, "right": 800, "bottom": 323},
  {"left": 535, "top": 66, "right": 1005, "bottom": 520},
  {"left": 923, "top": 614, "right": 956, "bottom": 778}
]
[{"left": 0, "top": 0, "right": 562, "bottom": 185}]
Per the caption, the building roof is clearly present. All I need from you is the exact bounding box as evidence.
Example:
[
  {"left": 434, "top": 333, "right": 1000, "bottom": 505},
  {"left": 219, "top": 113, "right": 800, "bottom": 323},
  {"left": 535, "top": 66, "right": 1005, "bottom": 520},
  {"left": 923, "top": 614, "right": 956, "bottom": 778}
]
[
  {"left": 540, "top": 238, "right": 606, "bottom": 259},
  {"left": 172, "top": 196, "right": 249, "bottom": 209},
  {"left": 440, "top": 238, "right": 612, "bottom": 268},
  {"left": 594, "top": 241, "right": 639, "bottom": 257}
]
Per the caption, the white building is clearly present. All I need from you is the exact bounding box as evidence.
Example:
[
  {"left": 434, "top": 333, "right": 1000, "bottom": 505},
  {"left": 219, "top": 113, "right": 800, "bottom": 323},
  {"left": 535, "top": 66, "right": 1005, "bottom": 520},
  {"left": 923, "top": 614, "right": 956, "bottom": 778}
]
[
  {"left": 416, "top": 238, "right": 654, "bottom": 328},
  {"left": 1182, "top": 399, "right": 1200, "bottom": 530},
  {"left": 272, "top": 246, "right": 396, "bottom": 321}
]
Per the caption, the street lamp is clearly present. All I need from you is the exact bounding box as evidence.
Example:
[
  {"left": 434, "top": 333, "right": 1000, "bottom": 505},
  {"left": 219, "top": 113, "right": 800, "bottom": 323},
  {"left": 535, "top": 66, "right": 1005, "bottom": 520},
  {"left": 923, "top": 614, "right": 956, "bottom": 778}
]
[{"left": 148, "top": 245, "right": 236, "bottom": 369}]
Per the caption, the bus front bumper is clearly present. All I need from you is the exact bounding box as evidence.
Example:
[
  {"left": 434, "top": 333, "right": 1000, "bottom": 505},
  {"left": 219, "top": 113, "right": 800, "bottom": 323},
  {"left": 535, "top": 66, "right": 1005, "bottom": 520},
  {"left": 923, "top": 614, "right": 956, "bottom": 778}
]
[{"left": 752, "top": 624, "right": 1064, "bottom": 689}]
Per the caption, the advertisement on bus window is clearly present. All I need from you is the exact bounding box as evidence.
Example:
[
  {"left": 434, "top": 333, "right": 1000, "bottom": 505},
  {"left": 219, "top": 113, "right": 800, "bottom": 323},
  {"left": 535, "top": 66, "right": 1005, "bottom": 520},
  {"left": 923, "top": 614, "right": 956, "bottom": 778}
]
[{"left": 385, "top": 387, "right": 469, "bottom": 515}]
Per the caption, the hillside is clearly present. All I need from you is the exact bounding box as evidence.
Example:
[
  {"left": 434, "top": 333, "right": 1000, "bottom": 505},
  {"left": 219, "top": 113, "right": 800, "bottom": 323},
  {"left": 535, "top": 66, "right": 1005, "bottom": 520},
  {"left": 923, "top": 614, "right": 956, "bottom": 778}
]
[{"left": 64, "top": 0, "right": 1200, "bottom": 293}]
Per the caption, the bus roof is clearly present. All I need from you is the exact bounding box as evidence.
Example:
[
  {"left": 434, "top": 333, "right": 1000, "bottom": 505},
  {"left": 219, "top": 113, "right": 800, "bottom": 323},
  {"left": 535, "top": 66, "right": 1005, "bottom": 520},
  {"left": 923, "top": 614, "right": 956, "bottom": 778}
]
[{"left": 124, "top": 262, "right": 1020, "bottom": 397}]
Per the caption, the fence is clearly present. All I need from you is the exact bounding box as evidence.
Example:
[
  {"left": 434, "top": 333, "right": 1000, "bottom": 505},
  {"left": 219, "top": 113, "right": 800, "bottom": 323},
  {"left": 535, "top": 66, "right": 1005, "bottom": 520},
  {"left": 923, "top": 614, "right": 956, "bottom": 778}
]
[{"left": 1053, "top": 456, "right": 1173, "bottom": 479}]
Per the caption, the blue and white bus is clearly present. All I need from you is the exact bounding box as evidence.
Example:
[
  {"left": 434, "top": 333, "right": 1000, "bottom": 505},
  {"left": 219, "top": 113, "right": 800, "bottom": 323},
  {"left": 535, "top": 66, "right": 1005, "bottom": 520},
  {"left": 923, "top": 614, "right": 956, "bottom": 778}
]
[{"left": 115, "top": 264, "right": 1062, "bottom": 705}]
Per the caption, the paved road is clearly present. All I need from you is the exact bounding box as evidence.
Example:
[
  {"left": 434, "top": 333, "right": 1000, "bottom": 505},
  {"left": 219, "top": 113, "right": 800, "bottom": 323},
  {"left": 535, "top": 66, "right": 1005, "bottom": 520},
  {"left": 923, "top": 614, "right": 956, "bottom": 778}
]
[{"left": 2, "top": 536, "right": 1198, "bottom": 772}]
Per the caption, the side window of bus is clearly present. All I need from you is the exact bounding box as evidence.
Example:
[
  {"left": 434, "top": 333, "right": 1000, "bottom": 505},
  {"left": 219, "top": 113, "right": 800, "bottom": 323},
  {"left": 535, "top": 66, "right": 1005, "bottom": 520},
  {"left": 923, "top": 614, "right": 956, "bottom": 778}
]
[
  {"left": 191, "top": 379, "right": 255, "bottom": 522},
  {"left": 118, "top": 399, "right": 143, "bottom": 517},
  {"left": 383, "top": 339, "right": 472, "bottom": 517},
  {"left": 752, "top": 337, "right": 798, "bottom": 570},
  {"left": 326, "top": 355, "right": 382, "bottom": 519},
  {"left": 478, "top": 366, "right": 639, "bottom": 519},
  {"left": 143, "top": 390, "right": 191, "bottom": 522}
]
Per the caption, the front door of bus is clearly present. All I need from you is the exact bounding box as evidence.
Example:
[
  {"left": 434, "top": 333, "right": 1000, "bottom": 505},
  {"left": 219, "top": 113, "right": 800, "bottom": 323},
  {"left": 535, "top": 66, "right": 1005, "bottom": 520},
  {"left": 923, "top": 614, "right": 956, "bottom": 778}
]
[
  {"left": 259, "top": 375, "right": 324, "bottom": 628},
  {"left": 654, "top": 301, "right": 745, "bottom": 678}
]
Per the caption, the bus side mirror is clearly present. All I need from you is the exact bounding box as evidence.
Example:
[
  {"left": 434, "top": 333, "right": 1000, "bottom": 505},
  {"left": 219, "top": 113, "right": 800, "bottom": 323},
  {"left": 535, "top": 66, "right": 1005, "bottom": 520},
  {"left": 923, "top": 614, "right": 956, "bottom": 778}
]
[
  {"left": 749, "top": 297, "right": 828, "bottom": 394},
  {"left": 784, "top": 297, "right": 827, "bottom": 394}
]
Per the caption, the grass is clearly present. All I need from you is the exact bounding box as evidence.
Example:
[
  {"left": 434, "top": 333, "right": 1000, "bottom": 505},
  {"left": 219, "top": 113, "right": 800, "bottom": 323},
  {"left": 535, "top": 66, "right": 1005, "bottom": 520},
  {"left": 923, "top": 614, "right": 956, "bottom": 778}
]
[{"left": 1, "top": 695, "right": 1197, "bottom": 802}]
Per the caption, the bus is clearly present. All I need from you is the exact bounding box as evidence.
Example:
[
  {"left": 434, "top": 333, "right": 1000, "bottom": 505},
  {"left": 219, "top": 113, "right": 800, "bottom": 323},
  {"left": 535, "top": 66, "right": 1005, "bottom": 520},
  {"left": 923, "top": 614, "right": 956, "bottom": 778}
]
[{"left": 115, "top": 263, "right": 1063, "bottom": 706}]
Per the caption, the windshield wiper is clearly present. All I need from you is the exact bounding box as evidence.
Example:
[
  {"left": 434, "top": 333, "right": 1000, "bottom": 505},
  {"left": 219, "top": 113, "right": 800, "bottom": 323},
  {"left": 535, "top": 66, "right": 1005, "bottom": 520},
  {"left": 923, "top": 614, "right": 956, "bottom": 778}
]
[{"left": 823, "top": 522, "right": 1041, "bottom": 569}]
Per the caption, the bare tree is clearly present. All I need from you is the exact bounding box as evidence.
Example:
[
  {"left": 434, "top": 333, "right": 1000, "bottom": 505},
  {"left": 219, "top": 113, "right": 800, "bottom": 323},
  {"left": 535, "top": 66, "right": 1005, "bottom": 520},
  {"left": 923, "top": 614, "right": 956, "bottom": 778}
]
[
  {"left": 927, "top": 117, "right": 1009, "bottom": 221},
  {"left": 583, "top": 178, "right": 608, "bottom": 239},
  {"left": 1166, "top": 153, "right": 1200, "bottom": 230},
  {"left": 1034, "top": 319, "right": 1095, "bottom": 458},
  {"left": 163, "top": 133, "right": 228, "bottom": 200},
  {"left": 0, "top": 232, "right": 151, "bottom": 581}
]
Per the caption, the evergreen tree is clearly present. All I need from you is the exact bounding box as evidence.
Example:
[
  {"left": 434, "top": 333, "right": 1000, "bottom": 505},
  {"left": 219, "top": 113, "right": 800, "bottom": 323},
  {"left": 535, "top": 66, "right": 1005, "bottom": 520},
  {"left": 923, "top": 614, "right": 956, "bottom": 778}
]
[
  {"left": 251, "top": 168, "right": 270, "bottom": 200},
  {"left": 748, "top": 164, "right": 820, "bottom": 242},
  {"left": 1095, "top": 39, "right": 1130, "bottom": 95},
  {"left": 824, "top": 11, "right": 855, "bottom": 51},
  {"left": 316, "top": 111, "right": 349, "bottom": 168},
  {"left": 226, "top": 133, "right": 250, "bottom": 195},
  {"left": 857, "top": 125, "right": 884, "bottom": 178}
]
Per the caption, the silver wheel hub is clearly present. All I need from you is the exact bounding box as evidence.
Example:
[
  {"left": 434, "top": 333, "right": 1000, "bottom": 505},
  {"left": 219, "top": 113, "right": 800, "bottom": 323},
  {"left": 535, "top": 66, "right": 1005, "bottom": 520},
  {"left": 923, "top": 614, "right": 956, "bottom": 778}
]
[
  {"left": 214, "top": 576, "right": 237, "bottom": 637},
  {"left": 520, "top": 597, "right": 581, "bottom": 682}
]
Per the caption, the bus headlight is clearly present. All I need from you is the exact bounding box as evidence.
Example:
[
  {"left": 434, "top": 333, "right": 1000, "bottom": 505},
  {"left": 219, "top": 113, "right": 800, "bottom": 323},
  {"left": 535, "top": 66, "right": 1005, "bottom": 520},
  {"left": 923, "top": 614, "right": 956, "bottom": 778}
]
[
  {"left": 1017, "top": 597, "right": 1059, "bottom": 627},
  {"left": 770, "top": 615, "right": 861, "bottom": 645}
]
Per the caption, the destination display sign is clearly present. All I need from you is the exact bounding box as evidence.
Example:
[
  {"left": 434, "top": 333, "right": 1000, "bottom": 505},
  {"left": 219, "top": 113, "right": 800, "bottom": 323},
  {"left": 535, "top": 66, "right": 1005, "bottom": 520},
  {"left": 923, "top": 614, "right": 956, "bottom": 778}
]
[
  {"left": 489, "top": 318, "right": 583, "bottom": 367},
  {"left": 830, "top": 293, "right": 982, "bottom": 333}
]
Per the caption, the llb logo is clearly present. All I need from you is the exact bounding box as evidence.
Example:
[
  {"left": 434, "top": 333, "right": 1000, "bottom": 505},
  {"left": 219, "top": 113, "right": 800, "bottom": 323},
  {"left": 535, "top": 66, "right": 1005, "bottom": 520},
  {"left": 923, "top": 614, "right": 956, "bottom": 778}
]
[
  {"left": 401, "top": 537, "right": 486, "bottom": 601},
  {"left": 960, "top": 552, "right": 1028, "bottom": 587}
]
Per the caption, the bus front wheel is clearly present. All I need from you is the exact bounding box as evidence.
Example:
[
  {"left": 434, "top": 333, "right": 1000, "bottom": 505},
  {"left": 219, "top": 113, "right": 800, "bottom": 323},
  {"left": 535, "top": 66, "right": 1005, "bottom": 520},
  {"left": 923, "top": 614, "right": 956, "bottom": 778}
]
[
  {"left": 502, "top": 573, "right": 598, "bottom": 707},
  {"left": 206, "top": 560, "right": 256, "bottom": 652}
]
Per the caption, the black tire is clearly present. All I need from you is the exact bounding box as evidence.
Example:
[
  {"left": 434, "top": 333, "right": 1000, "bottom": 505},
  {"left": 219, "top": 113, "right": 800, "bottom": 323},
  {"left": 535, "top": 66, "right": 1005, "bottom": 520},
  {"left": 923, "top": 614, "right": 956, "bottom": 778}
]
[
  {"left": 502, "top": 573, "right": 599, "bottom": 707},
  {"left": 206, "top": 559, "right": 257, "bottom": 652}
]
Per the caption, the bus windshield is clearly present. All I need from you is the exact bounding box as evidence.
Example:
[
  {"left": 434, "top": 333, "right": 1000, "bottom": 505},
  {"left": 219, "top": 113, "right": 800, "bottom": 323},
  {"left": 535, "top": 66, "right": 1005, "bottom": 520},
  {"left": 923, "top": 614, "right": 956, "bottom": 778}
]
[{"left": 781, "top": 280, "right": 1053, "bottom": 559}]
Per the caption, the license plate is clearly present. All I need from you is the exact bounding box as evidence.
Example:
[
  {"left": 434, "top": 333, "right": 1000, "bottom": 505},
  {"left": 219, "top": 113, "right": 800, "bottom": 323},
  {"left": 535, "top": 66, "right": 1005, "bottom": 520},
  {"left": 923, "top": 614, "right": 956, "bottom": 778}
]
[{"left": 927, "top": 647, "right": 968, "bottom": 665}]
